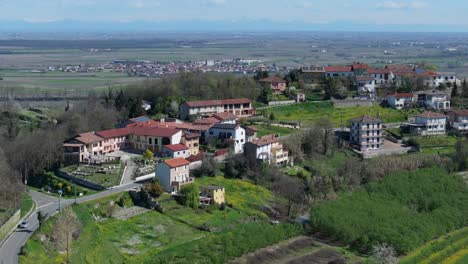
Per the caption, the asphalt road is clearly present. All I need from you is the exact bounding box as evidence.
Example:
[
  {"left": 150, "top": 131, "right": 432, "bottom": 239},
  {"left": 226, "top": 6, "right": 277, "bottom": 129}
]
[{"left": 0, "top": 182, "right": 140, "bottom": 264}]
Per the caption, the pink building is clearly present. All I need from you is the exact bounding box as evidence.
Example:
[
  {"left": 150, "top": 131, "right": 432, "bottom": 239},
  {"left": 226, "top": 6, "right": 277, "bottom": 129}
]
[
  {"left": 155, "top": 158, "right": 194, "bottom": 192},
  {"left": 259, "top": 76, "right": 287, "bottom": 94}
]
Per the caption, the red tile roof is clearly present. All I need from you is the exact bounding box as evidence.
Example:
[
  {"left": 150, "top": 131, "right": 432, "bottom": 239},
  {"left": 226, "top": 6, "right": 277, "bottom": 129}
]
[
  {"left": 387, "top": 93, "right": 414, "bottom": 99},
  {"left": 132, "top": 126, "right": 180, "bottom": 137},
  {"left": 259, "top": 76, "right": 287, "bottom": 83},
  {"left": 96, "top": 128, "right": 131, "bottom": 139},
  {"left": 352, "top": 63, "right": 369, "bottom": 70},
  {"left": 324, "top": 66, "right": 352, "bottom": 72},
  {"left": 164, "top": 158, "right": 190, "bottom": 168},
  {"left": 386, "top": 64, "right": 414, "bottom": 71},
  {"left": 249, "top": 134, "right": 279, "bottom": 146},
  {"left": 163, "top": 144, "right": 189, "bottom": 152},
  {"left": 448, "top": 110, "right": 468, "bottom": 117},
  {"left": 213, "top": 112, "right": 238, "bottom": 121},
  {"left": 193, "top": 117, "right": 220, "bottom": 125},
  {"left": 415, "top": 111, "right": 446, "bottom": 119},
  {"left": 183, "top": 98, "right": 251, "bottom": 108},
  {"left": 75, "top": 132, "right": 103, "bottom": 144},
  {"left": 368, "top": 68, "right": 390, "bottom": 74}
]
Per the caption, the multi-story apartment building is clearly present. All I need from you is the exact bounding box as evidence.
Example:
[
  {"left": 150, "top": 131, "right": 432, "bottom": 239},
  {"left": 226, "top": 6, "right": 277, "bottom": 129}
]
[
  {"left": 244, "top": 134, "right": 290, "bottom": 165},
  {"left": 349, "top": 116, "right": 384, "bottom": 151},
  {"left": 179, "top": 98, "right": 254, "bottom": 120},
  {"left": 155, "top": 158, "right": 194, "bottom": 193},
  {"left": 206, "top": 123, "right": 245, "bottom": 154},
  {"left": 447, "top": 110, "right": 468, "bottom": 134},
  {"left": 416, "top": 90, "right": 450, "bottom": 110}
]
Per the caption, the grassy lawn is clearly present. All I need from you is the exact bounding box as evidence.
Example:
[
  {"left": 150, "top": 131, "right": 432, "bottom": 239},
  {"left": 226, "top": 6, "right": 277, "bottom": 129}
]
[
  {"left": 414, "top": 135, "right": 458, "bottom": 154},
  {"left": 400, "top": 227, "right": 468, "bottom": 264},
  {"left": 256, "top": 124, "right": 295, "bottom": 137},
  {"left": 283, "top": 166, "right": 312, "bottom": 178},
  {"left": 266, "top": 101, "right": 420, "bottom": 126},
  {"left": 196, "top": 176, "right": 273, "bottom": 218},
  {"left": 20, "top": 193, "right": 34, "bottom": 218},
  {"left": 62, "top": 162, "right": 123, "bottom": 188}
]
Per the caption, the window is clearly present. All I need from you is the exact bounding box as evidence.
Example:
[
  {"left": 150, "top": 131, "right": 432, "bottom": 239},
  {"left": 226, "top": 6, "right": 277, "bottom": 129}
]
[{"left": 148, "top": 138, "right": 152, "bottom": 145}]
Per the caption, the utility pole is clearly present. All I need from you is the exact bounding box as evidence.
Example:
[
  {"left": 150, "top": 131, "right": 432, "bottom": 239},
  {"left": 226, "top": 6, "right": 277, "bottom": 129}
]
[{"left": 74, "top": 180, "right": 77, "bottom": 204}]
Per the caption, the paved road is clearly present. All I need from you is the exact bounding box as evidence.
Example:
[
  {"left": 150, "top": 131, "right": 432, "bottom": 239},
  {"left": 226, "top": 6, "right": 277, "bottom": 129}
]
[{"left": 0, "top": 182, "right": 140, "bottom": 264}]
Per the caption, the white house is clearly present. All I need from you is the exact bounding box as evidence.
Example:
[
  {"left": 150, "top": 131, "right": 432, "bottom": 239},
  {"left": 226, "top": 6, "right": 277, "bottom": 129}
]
[
  {"left": 416, "top": 90, "right": 450, "bottom": 110},
  {"left": 368, "top": 68, "right": 394, "bottom": 85},
  {"left": 432, "top": 72, "right": 461, "bottom": 87},
  {"left": 356, "top": 76, "right": 376, "bottom": 94},
  {"left": 387, "top": 93, "right": 414, "bottom": 110},
  {"left": 244, "top": 134, "right": 289, "bottom": 165},
  {"left": 162, "top": 144, "right": 190, "bottom": 158},
  {"left": 447, "top": 110, "right": 468, "bottom": 134},
  {"left": 349, "top": 116, "right": 384, "bottom": 151},
  {"left": 412, "top": 111, "right": 447, "bottom": 136},
  {"left": 207, "top": 123, "right": 245, "bottom": 154},
  {"left": 155, "top": 158, "right": 194, "bottom": 193}
]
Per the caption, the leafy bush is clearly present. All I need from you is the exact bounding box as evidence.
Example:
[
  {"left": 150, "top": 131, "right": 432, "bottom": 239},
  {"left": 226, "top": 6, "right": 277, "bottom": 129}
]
[{"left": 310, "top": 168, "right": 468, "bottom": 254}]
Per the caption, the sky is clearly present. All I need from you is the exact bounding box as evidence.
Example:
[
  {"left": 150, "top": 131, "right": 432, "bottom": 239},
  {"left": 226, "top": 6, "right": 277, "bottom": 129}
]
[{"left": 0, "top": 0, "right": 467, "bottom": 32}]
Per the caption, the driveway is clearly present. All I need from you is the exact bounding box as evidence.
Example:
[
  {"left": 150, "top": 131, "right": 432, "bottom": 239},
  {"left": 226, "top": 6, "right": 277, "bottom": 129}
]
[{"left": 0, "top": 182, "right": 141, "bottom": 264}]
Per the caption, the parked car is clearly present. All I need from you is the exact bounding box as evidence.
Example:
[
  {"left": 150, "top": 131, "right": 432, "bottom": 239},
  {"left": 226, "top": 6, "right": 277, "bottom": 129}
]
[{"left": 18, "top": 221, "right": 28, "bottom": 229}]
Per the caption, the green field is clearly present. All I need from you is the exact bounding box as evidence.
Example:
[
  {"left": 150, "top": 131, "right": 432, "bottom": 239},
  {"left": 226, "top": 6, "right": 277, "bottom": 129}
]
[
  {"left": 311, "top": 168, "right": 468, "bottom": 254},
  {"left": 265, "top": 102, "right": 420, "bottom": 126},
  {"left": 256, "top": 124, "right": 295, "bottom": 137},
  {"left": 414, "top": 136, "right": 458, "bottom": 154},
  {"left": 401, "top": 227, "right": 468, "bottom": 264},
  {"left": 19, "top": 177, "right": 299, "bottom": 264},
  {"left": 61, "top": 162, "right": 123, "bottom": 188}
]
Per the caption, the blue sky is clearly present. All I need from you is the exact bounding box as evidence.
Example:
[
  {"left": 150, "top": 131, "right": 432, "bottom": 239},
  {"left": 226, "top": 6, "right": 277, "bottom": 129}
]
[{"left": 0, "top": 0, "right": 466, "bottom": 31}]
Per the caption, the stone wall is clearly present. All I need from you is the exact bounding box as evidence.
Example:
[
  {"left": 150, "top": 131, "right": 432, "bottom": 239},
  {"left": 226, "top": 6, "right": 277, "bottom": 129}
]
[
  {"left": 57, "top": 171, "right": 107, "bottom": 191},
  {"left": 333, "top": 99, "right": 374, "bottom": 108}
]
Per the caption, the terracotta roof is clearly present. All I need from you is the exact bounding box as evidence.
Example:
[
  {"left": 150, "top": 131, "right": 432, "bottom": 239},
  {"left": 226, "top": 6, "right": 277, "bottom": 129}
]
[
  {"left": 349, "top": 115, "right": 382, "bottom": 123},
  {"left": 352, "top": 63, "right": 369, "bottom": 70},
  {"left": 245, "top": 125, "right": 259, "bottom": 132},
  {"left": 249, "top": 134, "right": 279, "bottom": 146},
  {"left": 386, "top": 64, "right": 414, "bottom": 71},
  {"left": 75, "top": 132, "right": 103, "bottom": 144},
  {"left": 324, "top": 66, "right": 352, "bottom": 72},
  {"left": 259, "top": 76, "right": 287, "bottom": 83},
  {"left": 187, "top": 152, "right": 204, "bottom": 162},
  {"left": 213, "top": 112, "right": 238, "bottom": 121},
  {"left": 183, "top": 98, "right": 251, "bottom": 108},
  {"left": 368, "top": 68, "right": 390, "bottom": 74},
  {"left": 448, "top": 110, "right": 468, "bottom": 117},
  {"left": 163, "top": 144, "right": 189, "bottom": 152},
  {"left": 387, "top": 93, "right": 414, "bottom": 99},
  {"left": 193, "top": 117, "right": 220, "bottom": 125},
  {"left": 132, "top": 126, "right": 180, "bottom": 137},
  {"left": 96, "top": 128, "right": 131, "bottom": 139},
  {"left": 415, "top": 111, "right": 446, "bottom": 119},
  {"left": 164, "top": 158, "right": 190, "bottom": 168}
]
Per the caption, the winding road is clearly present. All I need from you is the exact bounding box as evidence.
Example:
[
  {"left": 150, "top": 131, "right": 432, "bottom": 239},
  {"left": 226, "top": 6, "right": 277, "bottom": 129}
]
[{"left": 0, "top": 182, "right": 141, "bottom": 264}]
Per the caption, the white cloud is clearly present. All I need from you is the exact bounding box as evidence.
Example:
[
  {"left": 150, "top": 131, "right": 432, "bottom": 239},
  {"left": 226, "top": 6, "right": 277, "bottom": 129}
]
[{"left": 377, "top": 1, "right": 428, "bottom": 9}]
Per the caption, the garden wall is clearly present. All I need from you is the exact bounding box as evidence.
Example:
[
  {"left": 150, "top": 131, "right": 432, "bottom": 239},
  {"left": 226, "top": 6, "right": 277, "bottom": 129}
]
[
  {"left": 56, "top": 171, "right": 107, "bottom": 191},
  {"left": 0, "top": 210, "right": 20, "bottom": 243},
  {"left": 268, "top": 100, "right": 296, "bottom": 106}
]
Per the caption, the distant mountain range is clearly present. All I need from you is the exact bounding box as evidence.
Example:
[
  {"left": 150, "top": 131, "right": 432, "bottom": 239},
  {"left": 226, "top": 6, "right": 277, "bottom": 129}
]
[{"left": 0, "top": 19, "right": 467, "bottom": 33}]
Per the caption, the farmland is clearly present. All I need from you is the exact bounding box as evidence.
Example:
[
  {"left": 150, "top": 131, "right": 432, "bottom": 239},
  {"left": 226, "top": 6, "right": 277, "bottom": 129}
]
[
  {"left": 400, "top": 227, "right": 468, "bottom": 264},
  {"left": 310, "top": 168, "right": 468, "bottom": 254}
]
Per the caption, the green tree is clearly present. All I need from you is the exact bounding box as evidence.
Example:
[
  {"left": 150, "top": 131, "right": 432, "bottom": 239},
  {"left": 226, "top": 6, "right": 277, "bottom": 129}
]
[
  {"left": 323, "top": 77, "right": 338, "bottom": 100},
  {"left": 451, "top": 82, "right": 459, "bottom": 97},
  {"left": 143, "top": 149, "right": 154, "bottom": 161},
  {"left": 144, "top": 178, "right": 164, "bottom": 198},
  {"left": 114, "top": 89, "right": 126, "bottom": 111},
  {"left": 260, "top": 86, "right": 272, "bottom": 103},
  {"left": 179, "top": 184, "right": 199, "bottom": 208},
  {"left": 254, "top": 70, "right": 269, "bottom": 81}
]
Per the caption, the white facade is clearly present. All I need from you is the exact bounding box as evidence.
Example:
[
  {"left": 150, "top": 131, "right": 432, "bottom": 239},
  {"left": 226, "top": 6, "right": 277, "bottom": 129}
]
[
  {"left": 414, "top": 116, "right": 447, "bottom": 135},
  {"left": 425, "top": 94, "right": 450, "bottom": 110},
  {"left": 357, "top": 79, "right": 376, "bottom": 93},
  {"left": 387, "top": 95, "right": 414, "bottom": 110},
  {"left": 349, "top": 117, "right": 383, "bottom": 151},
  {"left": 369, "top": 72, "right": 395, "bottom": 85},
  {"left": 207, "top": 125, "right": 245, "bottom": 154},
  {"left": 431, "top": 73, "right": 461, "bottom": 87}
]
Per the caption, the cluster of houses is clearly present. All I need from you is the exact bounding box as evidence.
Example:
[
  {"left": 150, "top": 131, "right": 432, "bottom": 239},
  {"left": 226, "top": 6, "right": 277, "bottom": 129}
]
[
  {"left": 63, "top": 98, "right": 291, "bottom": 195},
  {"left": 386, "top": 90, "right": 451, "bottom": 110},
  {"left": 349, "top": 109, "right": 468, "bottom": 152},
  {"left": 297, "top": 63, "right": 460, "bottom": 97}
]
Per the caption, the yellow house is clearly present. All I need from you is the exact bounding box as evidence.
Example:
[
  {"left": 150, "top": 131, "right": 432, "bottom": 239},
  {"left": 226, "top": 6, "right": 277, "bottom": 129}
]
[{"left": 201, "top": 186, "right": 225, "bottom": 205}]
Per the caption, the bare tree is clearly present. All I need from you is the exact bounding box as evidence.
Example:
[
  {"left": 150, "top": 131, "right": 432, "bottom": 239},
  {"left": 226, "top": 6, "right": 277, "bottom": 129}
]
[
  {"left": 273, "top": 176, "right": 305, "bottom": 218},
  {"left": 370, "top": 243, "right": 398, "bottom": 264},
  {"left": 51, "top": 207, "right": 82, "bottom": 263}
]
